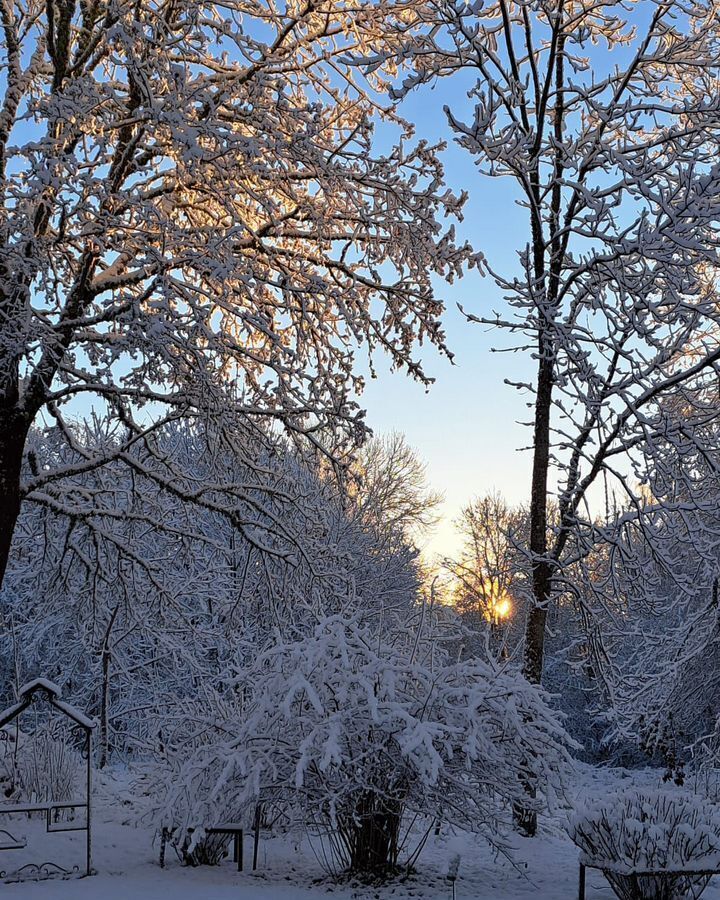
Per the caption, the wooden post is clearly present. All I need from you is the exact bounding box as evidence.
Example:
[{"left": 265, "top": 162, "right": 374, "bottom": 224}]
[
  {"left": 159, "top": 828, "right": 168, "bottom": 869},
  {"left": 233, "top": 830, "right": 243, "bottom": 871},
  {"left": 578, "top": 863, "right": 586, "bottom": 900},
  {"left": 253, "top": 804, "right": 261, "bottom": 871}
]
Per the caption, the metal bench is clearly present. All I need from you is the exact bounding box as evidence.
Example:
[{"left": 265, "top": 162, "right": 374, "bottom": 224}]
[
  {"left": 206, "top": 825, "right": 245, "bottom": 871},
  {"left": 160, "top": 818, "right": 261, "bottom": 872},
  {"left": 0, "top": 829, "right": 26, "bottom": 852},
  {"left": 579, "top": 861, "right": 720, "bottom": 899}
]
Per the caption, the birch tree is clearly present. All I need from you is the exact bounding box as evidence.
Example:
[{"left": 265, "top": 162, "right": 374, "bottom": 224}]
[
  {"left": 0, "top": 0, "right": 474, "bottom": 587},
  {"left": 360, "top": 1, "right": 720, "bottom": 693}
]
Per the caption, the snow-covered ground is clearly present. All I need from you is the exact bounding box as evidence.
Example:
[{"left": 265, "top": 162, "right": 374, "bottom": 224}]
[{"left": 3, "top": 766, "right": 720, "bottom": 900}]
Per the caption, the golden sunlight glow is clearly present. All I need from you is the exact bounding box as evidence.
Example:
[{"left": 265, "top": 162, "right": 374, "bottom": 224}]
[{"left": 493, "top": 596, "right": 512, "bottom": 621}]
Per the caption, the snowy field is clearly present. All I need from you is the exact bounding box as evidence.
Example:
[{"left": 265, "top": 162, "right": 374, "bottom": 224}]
[{"left": 4, "top": 766, "right": 720, "bottom": 900}]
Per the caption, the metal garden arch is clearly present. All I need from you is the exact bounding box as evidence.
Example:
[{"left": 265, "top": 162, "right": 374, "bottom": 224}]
[{"left": 0, "top": 678, "right": 95, "bottom": 881}]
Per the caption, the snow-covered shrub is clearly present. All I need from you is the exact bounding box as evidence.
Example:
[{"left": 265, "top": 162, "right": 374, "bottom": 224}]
[
  {"left": 570, "top": 790, "right": 720, "bottom": 900},
  {"left": 148, "top": 617, "right": 572, "bottom": 876},
  {"left": 0, "top": 725, "right": 80, "bottom": 804}
]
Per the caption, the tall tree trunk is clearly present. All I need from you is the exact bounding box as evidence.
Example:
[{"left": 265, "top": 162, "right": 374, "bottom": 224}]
[
  {"left": 99, "top": 605, "right": 119, "bottom": 769},
  {"left": 0, "top": 274, "right": 32, "bottom": 591},
  {"left": 0, "top": 410, "right": 29, "bottom": 589},
  {"left": 523, "top": 8, "right": 565, "bottom": 692},
  {"left": 99, "top": 645, "right": 111, "bottom": 769},
  {"left": 516, "top": 12, "right": 566, "bottom": 836},
  {"left": 516, "top": 333, "right": 554, "bottom": 838},
  {"left": 523, "top": 293, "right": 555, "bottom": 688}
]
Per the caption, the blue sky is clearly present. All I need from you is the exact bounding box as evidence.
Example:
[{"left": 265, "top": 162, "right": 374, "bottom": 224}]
[
  {"left": 353, "top": 4, "right": 666, "bottom": 561},
  {"left": 357, "top": 81, "right": 537, "bottom": 561}
]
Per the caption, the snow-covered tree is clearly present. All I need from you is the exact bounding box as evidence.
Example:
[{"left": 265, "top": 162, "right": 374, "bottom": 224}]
[
  {"left": 351, "top": 432, "right": 444, "bottom": 546},
  {"left": 0, "top": 0, "right": 476, "bottom": 587},
  {"left": 355, "top": 0, "right": 720, "bottom": 728},
  {"left": 447, "top": 493, "right": 529, "bottom": 649},
  {"left": 579, "top": 432, "right": 720, "bottom": 768},
  {"left": 446, "top": 493, "right": 612, "bottom": 759},
  {"left": 0, "top": 416, "right": 424, "bottom": 767}
]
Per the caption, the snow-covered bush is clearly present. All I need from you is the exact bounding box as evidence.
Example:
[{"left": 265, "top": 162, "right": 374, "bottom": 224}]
[
  {"left": 148, "top": 617, "right": 572, "bottom": 876},
  {"left": 0, "top": 725, "right": 80, "bottom": 804},
  {"left": 570, "top": 790, "right": 720, "bottom": 900}
]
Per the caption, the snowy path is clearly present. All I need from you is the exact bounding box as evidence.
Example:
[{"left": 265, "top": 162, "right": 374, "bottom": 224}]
[{"left": 4, "top": 767, "right": 720, "bottom": 899}]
